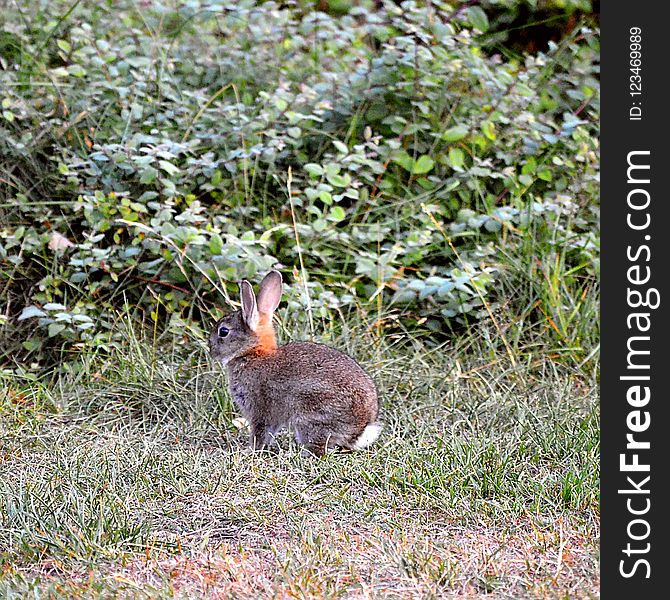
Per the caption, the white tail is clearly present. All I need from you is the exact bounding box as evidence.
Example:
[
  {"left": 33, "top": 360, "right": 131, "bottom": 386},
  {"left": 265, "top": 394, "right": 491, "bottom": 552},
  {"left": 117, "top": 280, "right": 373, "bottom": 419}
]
[{"left": 352, "top": 422, "right": 383, "bottom": 450}]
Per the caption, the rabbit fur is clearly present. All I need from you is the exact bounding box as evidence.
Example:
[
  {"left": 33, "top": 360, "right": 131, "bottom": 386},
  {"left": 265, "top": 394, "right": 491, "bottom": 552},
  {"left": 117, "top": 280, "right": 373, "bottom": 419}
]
[{"left": 209, "top": 271, "right": 381, "bottom": 456}]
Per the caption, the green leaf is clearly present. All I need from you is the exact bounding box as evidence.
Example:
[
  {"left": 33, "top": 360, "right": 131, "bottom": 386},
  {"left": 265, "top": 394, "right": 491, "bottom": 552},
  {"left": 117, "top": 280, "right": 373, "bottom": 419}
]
[
  {"left": 537, "top": 168, "right": 553, "bottom": 182},
  {"left": 312, "top": 218, "right": 328, "bottom": 232},
  {"left": 18, "top": 306, "right": 47, "bottom": 321},
  {"left": 392, "top": 151, "right": 414, "bottom": 172},
  {"left": 457, "top": 208, "right": 476, "bottom": 222},
  {"left": 412, "top": 155, "right": 434, "bottom": 175},
  {"left": 43, "top": 303, "right": 66, "bottom": 311},
  {"left": 393, "top": 289, "right": 418, "bottom": 304},
  {"left": 325, "top": 163, "right": 341, "bottom": 177},
  {"left": 140, "top": 167, "right": 157, "bottom": 184},
  {"left": 209, "top": 233, "right": 224, "bottom": 254},
  {"left": 158, "top": 160, "right": 180, "bottom": 176},
  {"left": 481, "top": 121, "right": 496, "bottom": 141},
  {"left": 304, "top": 163, "right": 324, "bottom": 177},
  {"left": 448, "top": 148, "right": 464, "bottom": 170},
  {"left": 332, "top": 140, "right": 348, "bottom": 154},
  {"left": 521, "top": 157, "right": 537, "bottom": 175},
  {"left": 22, "top": 339, "right": 41, "bottom": 352},
  {"left": 442, "top": 125, "right": 468, "bottom": 142},
  {"left": 484, "top": 218, "right": 502, "bottom": 232},
  {"left": 329, "top": 206, "right": 346, "bottom": 221},
  {"left": 67, "top": 64, "right": 86, "bottom": 77},
  {"left": 517, "top": 83, "right": 534, "bottom": 97},
  {"left": 326, "top": 173, "right": 351, "bottom": 188},
  {"left": 48, "top": 323, "right": 67, "bottom": 337},
  {"left": 467, "top": 6, "right": 489, "bottom": 32}
]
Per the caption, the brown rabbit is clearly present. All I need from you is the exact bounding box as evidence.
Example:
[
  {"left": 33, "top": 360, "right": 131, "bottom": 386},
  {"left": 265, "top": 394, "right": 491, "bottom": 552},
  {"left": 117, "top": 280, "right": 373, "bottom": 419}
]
[{"left": 209, "top": 271, "right": 381, "bottom": 456}]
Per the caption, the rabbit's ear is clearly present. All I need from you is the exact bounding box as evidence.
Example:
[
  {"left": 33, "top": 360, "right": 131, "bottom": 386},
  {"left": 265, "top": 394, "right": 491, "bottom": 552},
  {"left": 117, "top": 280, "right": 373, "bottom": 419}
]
[
  {"left": 239, "top": 280, "right": 259, "bottom": 331},
  {"left": 257, "top": 270, "right": 283, "bottom": 315}
]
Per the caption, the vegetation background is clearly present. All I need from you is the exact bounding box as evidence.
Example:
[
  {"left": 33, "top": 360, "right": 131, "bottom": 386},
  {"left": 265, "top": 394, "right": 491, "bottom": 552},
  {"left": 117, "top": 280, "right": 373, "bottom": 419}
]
[{"left": 1, "top": 0, "right": 599, "bottom": 597}]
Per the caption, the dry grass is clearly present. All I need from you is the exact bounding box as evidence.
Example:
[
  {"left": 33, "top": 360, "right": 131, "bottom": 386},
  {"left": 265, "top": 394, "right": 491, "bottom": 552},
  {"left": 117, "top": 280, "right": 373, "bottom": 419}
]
[
  {"left": 1, "top": 323, "right": 599, "bottom": 598},
  {"left": 3, "top": 518, "right": 598, "bottom": 598}
]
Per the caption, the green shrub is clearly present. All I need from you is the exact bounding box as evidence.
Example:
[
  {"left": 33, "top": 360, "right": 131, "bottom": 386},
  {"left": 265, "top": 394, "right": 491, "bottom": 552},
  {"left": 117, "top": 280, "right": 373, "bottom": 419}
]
[{"left": 0, "top": 1, "right": 599, "bottom": 370}]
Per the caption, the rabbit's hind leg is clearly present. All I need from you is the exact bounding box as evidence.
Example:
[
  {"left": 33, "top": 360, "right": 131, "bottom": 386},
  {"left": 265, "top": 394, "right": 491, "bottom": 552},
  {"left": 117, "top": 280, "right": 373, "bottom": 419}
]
[
  {"left": 249, "top": 419, "right": 280, "bottom": 452},
  {"left": 294, "top": 425, "right": 345, "bottom": 457}
]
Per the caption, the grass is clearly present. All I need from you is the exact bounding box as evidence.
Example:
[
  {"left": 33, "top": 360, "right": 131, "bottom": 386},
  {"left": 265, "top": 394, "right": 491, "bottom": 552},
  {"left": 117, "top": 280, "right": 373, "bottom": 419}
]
[
  {"left": 1, "top": 1, "right": 599, "bottom": 596},
  {"left": 0, "top": 315, "right": 599, "bottom": 598}
]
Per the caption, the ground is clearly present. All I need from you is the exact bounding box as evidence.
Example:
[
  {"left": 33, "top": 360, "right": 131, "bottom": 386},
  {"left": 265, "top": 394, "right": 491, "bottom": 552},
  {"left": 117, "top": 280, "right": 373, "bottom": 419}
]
[{"left": 0, "top": 327, "right": 599, "bottom": 598}]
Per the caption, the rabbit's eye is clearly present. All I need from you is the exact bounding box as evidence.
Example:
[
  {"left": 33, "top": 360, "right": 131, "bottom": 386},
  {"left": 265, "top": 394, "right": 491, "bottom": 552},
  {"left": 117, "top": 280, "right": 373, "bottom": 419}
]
[{"left": 218, "top": 325, "right": 230, "bottom": 338}]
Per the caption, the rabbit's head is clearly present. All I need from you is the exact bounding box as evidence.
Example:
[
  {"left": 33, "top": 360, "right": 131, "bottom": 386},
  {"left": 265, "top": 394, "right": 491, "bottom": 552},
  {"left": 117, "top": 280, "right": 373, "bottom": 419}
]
[{"left": 209, "top": 270, "right": 283, "bottom": 365}]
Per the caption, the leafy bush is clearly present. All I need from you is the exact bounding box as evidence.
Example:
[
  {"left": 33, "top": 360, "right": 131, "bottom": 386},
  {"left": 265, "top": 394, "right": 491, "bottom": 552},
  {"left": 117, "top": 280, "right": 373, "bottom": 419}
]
[{"left": 0, "top": 0, "right": 599, "bottom": 370}]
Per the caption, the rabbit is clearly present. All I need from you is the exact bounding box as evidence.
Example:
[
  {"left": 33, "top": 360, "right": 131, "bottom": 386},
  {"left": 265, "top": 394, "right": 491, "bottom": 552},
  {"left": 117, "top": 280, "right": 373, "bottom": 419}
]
[{"left": 209, "top": 270, "right": 382, "bottom": 456}]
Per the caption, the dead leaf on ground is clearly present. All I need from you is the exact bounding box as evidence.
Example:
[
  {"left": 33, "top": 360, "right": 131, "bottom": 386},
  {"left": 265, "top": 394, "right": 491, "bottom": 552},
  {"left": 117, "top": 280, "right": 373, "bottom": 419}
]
[{"left": 48, "top": 231, "right": 75, "bottom": 252}]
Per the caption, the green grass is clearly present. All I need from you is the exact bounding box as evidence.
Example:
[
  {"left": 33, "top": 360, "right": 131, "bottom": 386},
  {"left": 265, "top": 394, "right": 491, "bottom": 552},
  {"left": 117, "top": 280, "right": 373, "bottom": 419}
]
[
  {"left": 0, "top": 317, "right": 599, "bottom": 598},
  {"left": 0, "top": 1, "right": 599, "bottom": 596}
]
